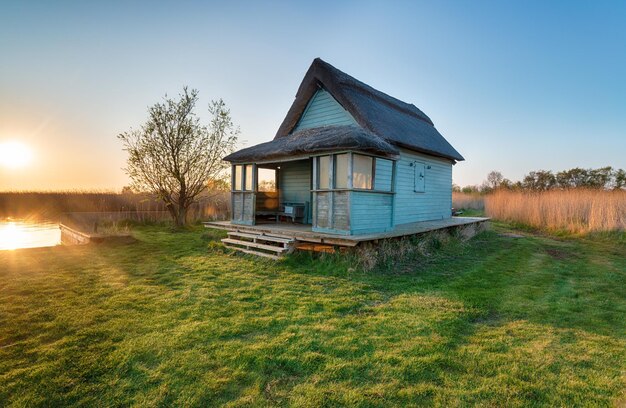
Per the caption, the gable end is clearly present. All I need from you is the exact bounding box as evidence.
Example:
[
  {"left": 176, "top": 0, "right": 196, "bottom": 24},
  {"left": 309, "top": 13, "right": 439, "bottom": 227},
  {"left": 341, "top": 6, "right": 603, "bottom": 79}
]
[{"left": 293, "top": 88, "right": 357, "bottom": 132}]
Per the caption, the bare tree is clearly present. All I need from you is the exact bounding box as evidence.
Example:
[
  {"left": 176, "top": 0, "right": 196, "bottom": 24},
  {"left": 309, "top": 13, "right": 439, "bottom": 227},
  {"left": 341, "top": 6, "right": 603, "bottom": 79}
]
[
  {"left": 486, "top": 171, "right": 504, "bottom": 189},
  {"left": 118, "top": 87, "right": 238, "bottom": 227}
]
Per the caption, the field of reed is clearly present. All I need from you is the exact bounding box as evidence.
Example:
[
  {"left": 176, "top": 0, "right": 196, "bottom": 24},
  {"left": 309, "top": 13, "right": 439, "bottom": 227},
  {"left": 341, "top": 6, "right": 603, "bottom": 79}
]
[
  {"left": 0, "top": 191, "right": 230, "bottom": 222},
  {"left": 452, "top": 192, "right": 485, "bottom": 210},
  {"left": 485, "top": 189, "right": 626, "bottom": 233}
]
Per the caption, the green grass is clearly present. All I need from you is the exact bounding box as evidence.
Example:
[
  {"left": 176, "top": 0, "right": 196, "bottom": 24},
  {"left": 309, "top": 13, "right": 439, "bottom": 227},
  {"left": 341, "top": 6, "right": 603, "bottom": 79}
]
[{"left": 1, "top": 224, "right": 624, "bottom": 406}]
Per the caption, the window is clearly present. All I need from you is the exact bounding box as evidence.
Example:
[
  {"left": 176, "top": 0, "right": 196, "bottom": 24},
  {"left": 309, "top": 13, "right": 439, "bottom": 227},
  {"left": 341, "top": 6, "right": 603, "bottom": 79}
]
[
  {"left": 317, "top": 155, "right": 331, "bottom": 189},
  {"left": 334, "top": 154, "right": 348, "bottom": 189},
  {"left": 315, "top": 153, "right": 394, "bottom": 191},
  {"left": 233, "top": 165, "right": 243, "bottom": 190},
  {"left": 244, "top": 165, "right": 253, "bottom": 191},
  {"left": 257, "top": 168, "right": 277, "bottom": 192},
  {"left": 414, "top": 161, "right": 426, "bottom": 193},
  {"left": 352, "top": 154, "right": 373, "bottom": 189}
]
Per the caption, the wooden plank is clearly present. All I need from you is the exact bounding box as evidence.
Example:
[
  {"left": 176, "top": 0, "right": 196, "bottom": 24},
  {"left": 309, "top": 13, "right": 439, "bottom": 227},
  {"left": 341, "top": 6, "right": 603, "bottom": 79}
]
[
  {"left": 320, "top": 237, "right": 359, "bottom": 247},
  {"left": 228, "top": 231, "right": 293, "bottom": 244},
  {"left": 222, "top": 238, "right": 288, "bottom": 253},
  {"left": 294, "top": 235, "right": 322, "bottom": 243},
  {"left": 226, "top": 246, "right": 281, "bottom": 260},
  {"left": 295, "top": 242, "right": 336, "bottom": 253},
  {"left": 206, "top": 217, "right": 490, "bottom": 245}
]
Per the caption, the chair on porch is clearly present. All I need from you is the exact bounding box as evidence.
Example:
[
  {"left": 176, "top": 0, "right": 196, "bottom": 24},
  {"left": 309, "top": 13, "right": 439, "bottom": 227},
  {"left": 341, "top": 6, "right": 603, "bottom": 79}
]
[{"left": 277, "top": 202, "right": 308, "bottom": 224}]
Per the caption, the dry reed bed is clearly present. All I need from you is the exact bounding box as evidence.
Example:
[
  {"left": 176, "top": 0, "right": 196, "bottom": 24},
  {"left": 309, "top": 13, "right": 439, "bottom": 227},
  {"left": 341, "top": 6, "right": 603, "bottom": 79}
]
[
  {"left": 0, "top": 191, "right": 230, "bottom": 221},
  {"left": 485, "top": 189, "right": 626, "bottom": 233},
  {"left": 452, "top": 192, "right": 485, "bottom": 210}
]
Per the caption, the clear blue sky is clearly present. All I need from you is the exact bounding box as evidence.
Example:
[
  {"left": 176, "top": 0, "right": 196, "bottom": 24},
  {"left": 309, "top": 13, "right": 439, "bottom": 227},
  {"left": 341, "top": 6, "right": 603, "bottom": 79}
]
[{"left": 1, "top": 0, "right": 624, "bottom": 190}]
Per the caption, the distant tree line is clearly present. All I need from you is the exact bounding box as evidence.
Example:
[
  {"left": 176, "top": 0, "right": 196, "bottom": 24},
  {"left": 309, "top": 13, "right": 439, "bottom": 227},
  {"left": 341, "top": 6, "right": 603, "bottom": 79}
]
[{"left": 454, "top": 167, "right": 626, "bottom": 194}]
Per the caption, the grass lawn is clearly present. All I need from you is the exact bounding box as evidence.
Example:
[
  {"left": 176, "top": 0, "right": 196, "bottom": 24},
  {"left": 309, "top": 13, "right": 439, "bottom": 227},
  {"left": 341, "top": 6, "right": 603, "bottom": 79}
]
[{"left": 1, "top": 223, "right": 624, "bottom": 406}]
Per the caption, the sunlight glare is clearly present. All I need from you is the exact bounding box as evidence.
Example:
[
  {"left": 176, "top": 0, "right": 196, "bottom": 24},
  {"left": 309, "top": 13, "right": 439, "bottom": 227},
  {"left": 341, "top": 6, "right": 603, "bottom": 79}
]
[
  {"left": 0, "top": 141, "right": 33, "bottom": 169},
  {"left": 0, "top": 222, "right": 26, "bottom": 250}
]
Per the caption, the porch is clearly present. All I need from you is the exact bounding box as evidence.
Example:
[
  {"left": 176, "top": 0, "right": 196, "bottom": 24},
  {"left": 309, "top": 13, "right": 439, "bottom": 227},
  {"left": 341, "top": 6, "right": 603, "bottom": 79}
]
[
  {"left": 230, "top": 151, "right": 399, "bottom": 235},
  {"left": 205, "top": 216, "right": 490, "bottom": 247}
]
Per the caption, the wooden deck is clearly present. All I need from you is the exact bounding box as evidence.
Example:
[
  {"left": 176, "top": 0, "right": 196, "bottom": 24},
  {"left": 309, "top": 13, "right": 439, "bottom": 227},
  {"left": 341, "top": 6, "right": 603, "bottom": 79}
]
[{"left": 204, "top": 217, "right": 490, "bottom": 247}]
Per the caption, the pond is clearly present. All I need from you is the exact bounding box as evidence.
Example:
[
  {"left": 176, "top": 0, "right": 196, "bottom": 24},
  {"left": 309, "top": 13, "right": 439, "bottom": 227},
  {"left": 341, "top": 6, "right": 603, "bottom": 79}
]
[{"left": 0, "top": 220, "right": 60, "bottom": 250}]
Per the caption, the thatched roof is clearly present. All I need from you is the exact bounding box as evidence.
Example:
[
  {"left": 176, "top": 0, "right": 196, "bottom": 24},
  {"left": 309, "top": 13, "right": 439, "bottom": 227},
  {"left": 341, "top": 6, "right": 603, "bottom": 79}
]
[
  {"left": 225, "top": 58, "right": 464, "bottom": 163},
  {"left": 224, "top": 125, "right": 398, "bottom": 163}
]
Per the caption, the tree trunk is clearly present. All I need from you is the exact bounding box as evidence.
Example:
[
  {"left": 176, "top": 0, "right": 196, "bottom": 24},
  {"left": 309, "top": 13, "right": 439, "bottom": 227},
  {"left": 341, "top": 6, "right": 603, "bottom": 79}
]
[
  {"left": 165, "top": 202, "right": 182, "bottom": 227},
  {"left": 175, "top": 206, "right": 187, "bottom": 227}
]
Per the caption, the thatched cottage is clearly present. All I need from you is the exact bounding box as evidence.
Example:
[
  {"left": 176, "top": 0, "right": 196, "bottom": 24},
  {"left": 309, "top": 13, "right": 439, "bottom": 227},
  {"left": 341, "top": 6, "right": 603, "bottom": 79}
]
[{"left": 222, "top": 58, "right": 464, "bottom": 238}]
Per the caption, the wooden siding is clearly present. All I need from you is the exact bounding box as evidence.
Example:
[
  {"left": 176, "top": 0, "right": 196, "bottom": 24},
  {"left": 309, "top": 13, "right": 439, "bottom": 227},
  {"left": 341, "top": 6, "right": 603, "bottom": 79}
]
[
  {"left": 350, "top": 191, "right": 393, "bottom": 234},
  {"left": 293, "top": 89, "right": 356, "bottom": 132},
  {"left": 279, "top": 159, "right": 311, "bottom": 223},
  {"left": 332, "top": 191, "right": 350, "bottom": 231},
  {"left": 374, "top": 158, "right": 393, "bottom": 191},
  {"left": 314, "top": 191, "right": 331, "bottom": 230},
  {"left": 393, "top": 148, "right": 453, "bottom": 225},
  {"left": 312, "top": 190, "right": 351, "bottom": 234}
]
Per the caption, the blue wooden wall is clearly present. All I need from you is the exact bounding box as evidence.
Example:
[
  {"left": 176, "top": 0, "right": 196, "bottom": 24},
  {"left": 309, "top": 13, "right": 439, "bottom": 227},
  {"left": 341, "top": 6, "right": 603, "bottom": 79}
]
[
  {"left": 293, "top": 89, "right": 356, "bottom": 132},
  {"left": 374, "top": 159, "right": 393, "bottom": 191},
  {"left": 279, "top": 159, "right": 312, "bottom": 223},
  {"left": 350, "top": 191, "right": 393, "bottom": 234},
  {"left": 393, "top": 148, "right": 453, "bottom": 225}
]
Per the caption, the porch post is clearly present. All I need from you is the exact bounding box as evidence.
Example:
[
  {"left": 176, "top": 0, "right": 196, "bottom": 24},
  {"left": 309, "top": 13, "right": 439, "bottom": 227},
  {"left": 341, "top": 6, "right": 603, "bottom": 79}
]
[
  {"left": 252, "top": 163, "right": 257, "bottom": 225},
  {"left": 230, "top": 164, "right": 235, "bottom": 221},
  {"left": 390, "top": 159, "right": 397, "bottom": 228},
  {"left": 328, "top": 154, "right": 334, "bottom": 229},
  {"left": 312, "top": 157, "right": 317, "bottom": 228}
]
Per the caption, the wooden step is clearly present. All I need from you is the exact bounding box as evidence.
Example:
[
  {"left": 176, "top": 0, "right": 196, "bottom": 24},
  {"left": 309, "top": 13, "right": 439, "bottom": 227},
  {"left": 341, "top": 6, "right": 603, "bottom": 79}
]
[
  {"left": 228, "top": 231, "right": 294, "bottom": 245},
  {"left": 227, "top": 247, "right": 281, "bottom": 260},
  {"left": 235, "top": 229, "right": 294, "bottom": 240},
  {"left": 222, "top": 238, "right": 288, "bottom": 254}
]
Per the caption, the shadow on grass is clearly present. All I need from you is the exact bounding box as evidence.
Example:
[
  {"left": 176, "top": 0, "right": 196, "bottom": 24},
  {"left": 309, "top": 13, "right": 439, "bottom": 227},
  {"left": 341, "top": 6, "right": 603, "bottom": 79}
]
[
  {"left": 280, "top": 228, "right": 625, "bottom": 340},
  {"left": 86, "top": 224, "right": 625, "bottom": 343}
]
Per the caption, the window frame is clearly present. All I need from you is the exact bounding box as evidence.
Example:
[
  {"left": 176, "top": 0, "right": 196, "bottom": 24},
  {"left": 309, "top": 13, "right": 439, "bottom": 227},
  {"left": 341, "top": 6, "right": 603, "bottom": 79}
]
[
  {"left": 312, "top": 152, "right": 395, "bottom": 193},
  {"left": 257, "top": 167, "right": 277, "bottom": 192},
  {"left": 244, "top": 164, "right": 254, "bottom": 191},
  {"left": 334, "top": 153, "right": 349, "bottom": 189},
  {"left": 351, "top": 153, "right": 375, "bottom": 191},
  {"left": 233, "top": 165, "right": 243, "bottom": 191},
  {"left": 232, "top": 164, "right": 257, "bottom": 192},
  {"left": 316, "top": 155, "right": 332, "bottom": 190}
]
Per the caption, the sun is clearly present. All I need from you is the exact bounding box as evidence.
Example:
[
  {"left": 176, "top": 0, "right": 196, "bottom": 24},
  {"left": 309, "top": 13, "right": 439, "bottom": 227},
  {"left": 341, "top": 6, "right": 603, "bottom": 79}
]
[{"left": 0, "top": 141, "right": 33, "bottom": 169}]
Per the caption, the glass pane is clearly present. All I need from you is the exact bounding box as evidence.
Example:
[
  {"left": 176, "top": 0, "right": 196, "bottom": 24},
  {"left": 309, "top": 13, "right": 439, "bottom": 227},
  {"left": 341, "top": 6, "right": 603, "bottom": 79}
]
[
  {"left": 374, "top": 158, "right": 393, "bottom": 191},
  {"left": 257, "top": 168, "right": 277, "bottom": 192},
  {"left": 234, "top": 165, "right": 242, "bottom": 190},
  {"left": 334, "top": 154, "right": 348, "bottom": 189},
  {"left": 318, "top": 156, "right": 330, "bottom": 189},
  {"left": 353, "top": 154, "right": 373, "bottom": 189},
  {"left": 244, "top": 165, "right": 253, "bottom": 191}
]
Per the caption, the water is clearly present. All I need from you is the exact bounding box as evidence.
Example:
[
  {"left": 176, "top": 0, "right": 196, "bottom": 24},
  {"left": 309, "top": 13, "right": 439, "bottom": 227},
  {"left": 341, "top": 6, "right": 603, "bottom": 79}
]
[{"left": 0, "top": 220, "right": 60, "bottom": 250}]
